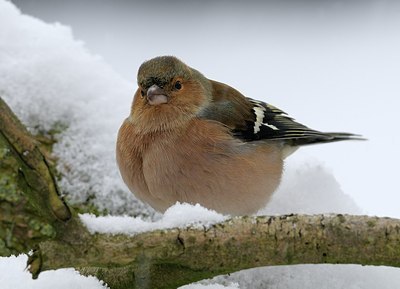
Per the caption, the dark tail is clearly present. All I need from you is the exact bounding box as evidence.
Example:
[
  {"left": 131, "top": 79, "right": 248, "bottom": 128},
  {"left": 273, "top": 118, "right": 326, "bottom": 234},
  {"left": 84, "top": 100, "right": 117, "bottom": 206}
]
[{"left": 288, "top": 132, "right": 366, "bottom": 146}]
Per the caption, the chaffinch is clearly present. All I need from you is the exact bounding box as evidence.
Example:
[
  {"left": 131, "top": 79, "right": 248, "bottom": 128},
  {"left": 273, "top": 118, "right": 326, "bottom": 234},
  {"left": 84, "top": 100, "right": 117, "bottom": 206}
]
[{"left": 116, "top": 56, "right": 362, "bottom": 216}]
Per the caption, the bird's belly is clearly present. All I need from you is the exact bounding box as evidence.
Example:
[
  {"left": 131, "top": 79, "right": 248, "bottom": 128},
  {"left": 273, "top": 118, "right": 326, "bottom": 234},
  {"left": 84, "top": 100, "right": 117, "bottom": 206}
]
[{"left": 141, "top": 134, "right": 283, "bottom": 215}]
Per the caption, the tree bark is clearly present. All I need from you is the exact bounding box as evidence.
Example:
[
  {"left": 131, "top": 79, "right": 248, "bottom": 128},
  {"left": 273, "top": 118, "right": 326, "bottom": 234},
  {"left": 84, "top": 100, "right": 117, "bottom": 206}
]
[
  {"left": 37, "top": 214, "right": 400, "bottom": 289},
  {"left": 0, "top": 97, "right": 71, "bottom": 256},
  {"left": 1, "top": 97, "right": 400, "bottom": 289}
]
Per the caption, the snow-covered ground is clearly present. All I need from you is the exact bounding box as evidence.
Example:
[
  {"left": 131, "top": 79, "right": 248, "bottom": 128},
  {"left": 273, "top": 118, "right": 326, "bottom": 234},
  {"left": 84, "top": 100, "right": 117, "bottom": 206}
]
[{"left": 1, "top": 0, "right": 399, "bottom": 288}]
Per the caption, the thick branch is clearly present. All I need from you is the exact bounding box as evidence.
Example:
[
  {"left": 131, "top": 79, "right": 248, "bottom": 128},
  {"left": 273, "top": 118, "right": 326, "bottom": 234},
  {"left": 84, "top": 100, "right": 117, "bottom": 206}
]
[
  {"left": 0, "top": 97, "right": 71, "bottom": 256},
  {"left": 36, "top": 214, "right": 400, "bottom": 289}
]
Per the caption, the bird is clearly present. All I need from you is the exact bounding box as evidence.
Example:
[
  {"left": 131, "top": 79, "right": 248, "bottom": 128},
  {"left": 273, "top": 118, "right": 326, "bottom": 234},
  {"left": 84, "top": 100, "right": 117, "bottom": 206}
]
[{"left": 116, "top": 56, "right": 363, "bottom": 216}]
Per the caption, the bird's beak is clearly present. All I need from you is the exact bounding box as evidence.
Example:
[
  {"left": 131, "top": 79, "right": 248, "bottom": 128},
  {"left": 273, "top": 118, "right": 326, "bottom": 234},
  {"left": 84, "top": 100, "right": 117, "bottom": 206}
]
[{"left": 146, "top": 84, "right": 168, "bottom": 105}]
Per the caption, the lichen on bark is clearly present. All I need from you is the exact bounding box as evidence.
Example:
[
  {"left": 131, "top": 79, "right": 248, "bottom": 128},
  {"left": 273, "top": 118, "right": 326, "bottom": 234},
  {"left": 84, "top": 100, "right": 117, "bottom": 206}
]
[{"left": 0, "top": 97, "right": 70, "bottom": 256}]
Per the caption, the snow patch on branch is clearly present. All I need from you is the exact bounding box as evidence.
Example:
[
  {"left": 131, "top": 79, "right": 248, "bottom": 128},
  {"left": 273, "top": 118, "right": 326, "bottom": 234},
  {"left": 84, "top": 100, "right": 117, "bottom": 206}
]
[{"left": 80, "top": 203, "right": 228, "bottom": 235}]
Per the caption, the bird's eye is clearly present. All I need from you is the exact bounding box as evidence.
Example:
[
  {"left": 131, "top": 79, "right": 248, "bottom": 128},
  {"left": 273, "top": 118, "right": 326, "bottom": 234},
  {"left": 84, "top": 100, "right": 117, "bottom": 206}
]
[
  {"left": 174, "top": 81, "right": 182, "bottom": 90},
  {"left": 140, "top": 90, "right": 145, "bottom": 97}
]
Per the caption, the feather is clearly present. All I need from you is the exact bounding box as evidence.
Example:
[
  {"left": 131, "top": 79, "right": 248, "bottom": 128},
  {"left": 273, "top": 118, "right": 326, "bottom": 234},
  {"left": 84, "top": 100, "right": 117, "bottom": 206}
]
[{"left": 199, "top": 80, "right": 365, "bottom": 146}]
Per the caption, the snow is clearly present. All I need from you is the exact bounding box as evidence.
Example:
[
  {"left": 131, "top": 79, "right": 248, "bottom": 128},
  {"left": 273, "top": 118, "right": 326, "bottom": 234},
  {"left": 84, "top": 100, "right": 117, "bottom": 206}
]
[
  {"left": 0, "top": 255, "right": 109, "bottom": 289},
  {"left": 0, "top": 0, "right": 151, "bottom": 215},
  {"left": 207, "top": 264, "right": 400, "bottom": 289},
  {"left": 261, "top": 159, "right": 362, "bottom": 215},
  {"left": 80, "top": 203, "right": 228, "bottom": 235},
  {"left": 1, "top": 0, "right": 399, "bottom": 288},
  {"left": 181, "top": 284, "right": 240, "bottom": 289},
  {"left": 0, "top": 254, "right": 238, "bottom": 289}
]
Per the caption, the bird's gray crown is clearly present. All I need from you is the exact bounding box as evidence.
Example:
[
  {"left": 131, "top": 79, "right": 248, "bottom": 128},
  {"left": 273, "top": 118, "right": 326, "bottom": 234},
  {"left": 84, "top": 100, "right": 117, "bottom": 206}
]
[{"left": 137, "top": 56, "right": 192, "bottom": 89}]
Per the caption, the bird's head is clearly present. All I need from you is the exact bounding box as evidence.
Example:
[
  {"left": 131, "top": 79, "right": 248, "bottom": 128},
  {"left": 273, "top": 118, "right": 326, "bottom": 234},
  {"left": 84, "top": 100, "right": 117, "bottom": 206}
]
[{"left": 130, "top": 56, "right": 212, "bottom": 133}]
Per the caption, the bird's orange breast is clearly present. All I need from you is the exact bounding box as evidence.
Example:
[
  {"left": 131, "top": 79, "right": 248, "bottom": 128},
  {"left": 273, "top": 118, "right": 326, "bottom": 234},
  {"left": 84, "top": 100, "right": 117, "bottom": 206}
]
[{"left": 117, "top": 118, "right": 284, "bottom": 215}]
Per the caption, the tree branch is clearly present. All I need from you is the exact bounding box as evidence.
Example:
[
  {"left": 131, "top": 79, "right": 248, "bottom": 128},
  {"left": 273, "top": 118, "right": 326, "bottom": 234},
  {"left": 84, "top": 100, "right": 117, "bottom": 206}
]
[
  {"left": 0, "top": 97, "right": 71, "bottom": 256},
  {"left": 34, "top": 214, "right": 400, "bottom": 289}
]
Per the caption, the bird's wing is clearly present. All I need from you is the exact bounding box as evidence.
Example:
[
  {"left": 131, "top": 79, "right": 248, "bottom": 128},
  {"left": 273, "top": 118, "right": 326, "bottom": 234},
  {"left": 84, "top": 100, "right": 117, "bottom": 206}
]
[{"left": 198, "top": 80, "right": 363, "bottom": 145}]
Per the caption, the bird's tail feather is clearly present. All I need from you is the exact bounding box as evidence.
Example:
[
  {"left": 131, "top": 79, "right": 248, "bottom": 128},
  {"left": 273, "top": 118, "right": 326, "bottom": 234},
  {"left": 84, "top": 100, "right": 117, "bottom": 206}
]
[{"left": 286, "top": 132, "right": 366, "bottom": 146}]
